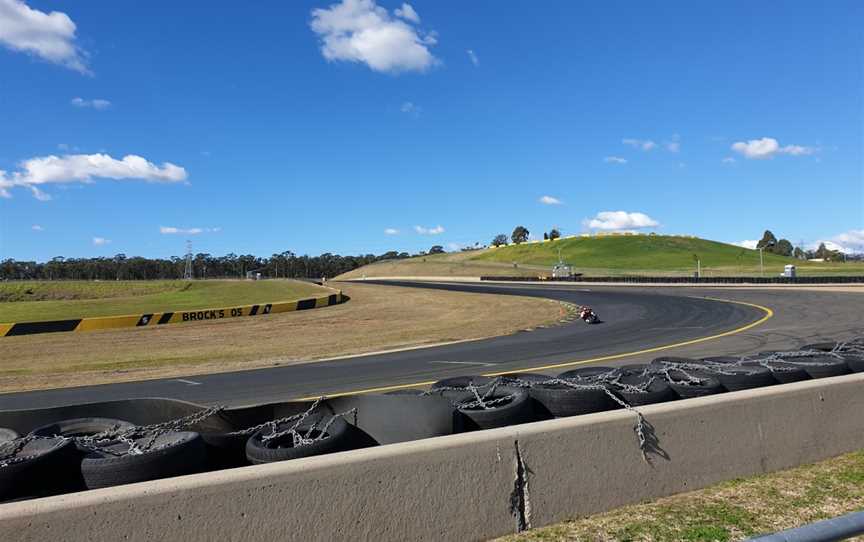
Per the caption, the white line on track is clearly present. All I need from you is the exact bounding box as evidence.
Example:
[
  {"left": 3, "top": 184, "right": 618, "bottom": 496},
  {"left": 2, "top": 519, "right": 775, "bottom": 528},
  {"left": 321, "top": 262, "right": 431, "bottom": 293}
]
[
  {"left": 174, "top": 378, "right": 201, "bottom": 386},
  {"left": 429, "top": 361, "right": 498, "bottom": 367}
]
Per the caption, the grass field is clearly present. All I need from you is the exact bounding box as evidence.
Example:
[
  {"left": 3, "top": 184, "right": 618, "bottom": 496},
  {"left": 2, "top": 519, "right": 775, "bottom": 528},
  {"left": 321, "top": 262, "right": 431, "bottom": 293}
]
[
  {"left": 0, "top": 280, "right": 330, "bottom": 322},
  {"left": 0, "top": 282, "right": 565, "bottom": 393},
  {"left": 337, "top": 235, "right": 864, "bottom": 279},
  {"left": 498, "top": 449, "right": 864, "bottom": 541}
]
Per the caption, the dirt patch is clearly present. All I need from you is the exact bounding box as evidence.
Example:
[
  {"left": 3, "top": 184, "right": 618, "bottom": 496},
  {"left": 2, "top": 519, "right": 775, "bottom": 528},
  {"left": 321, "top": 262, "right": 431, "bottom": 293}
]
[{"left": 0, "top": 282, "right": 566, "bottom": 393}]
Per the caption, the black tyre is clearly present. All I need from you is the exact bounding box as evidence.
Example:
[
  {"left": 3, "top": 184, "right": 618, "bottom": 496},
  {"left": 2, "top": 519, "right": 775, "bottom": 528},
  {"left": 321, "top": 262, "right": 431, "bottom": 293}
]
[
  {"left": 649, "top": 356, "right": 699, "bottom": 369},
  {"left": 558, "top": 366, "right": 617, "bottom": 380},
  {"left": 701, "top": 356, "right": 746, "bottom": 365},
  {"left": 657, "top": 368, "right": 724, "bottom": 399},
  {"left": 81, "top": 431, "right": 206, "bottom": 489},
  {"left": 784, "top": 355, "right": 850, "bottom": 379},
  {"left": 611, "top": 373, "right": 675, "bottom": 406},
  {"left": 383, "top": 388, "right": 429, "bottom": 396},
  {"left": 431, "top": 375, "right": 493, "bottom": 390},
  {"left": 529, "top": 381, "right": 616, "bottom": 417},
  {"left": 30, "top": 417, "right": 135, "bottom": 450},
  {"left": 0, "top": 428, "right": 18, "bottom": 444},
  {"left": 453, "top": 387, "right": 535, "bottom": 429},
  {"left": 741, "top": 360, "right": 810, "bottom": 384},
  {"left": 800, "top": 342, "right": 839, "bottom": 352},
  {"left": 696, "top": 364, "right": 776, "bottom": 391},
  {"left": 617, "top": 364, "right": 651, "bottom": 376},
  {"left": 497, "top": 372, "right": 551, "bottom": 386},
  {"left": 0, "top": 437, "right": 81, "bottom": 500},
  {"left": 246, "top": 416, "right": 352, "bottom": 465},
  {"left": 840, "top": 354, "right": 864, "bottom": 373}
]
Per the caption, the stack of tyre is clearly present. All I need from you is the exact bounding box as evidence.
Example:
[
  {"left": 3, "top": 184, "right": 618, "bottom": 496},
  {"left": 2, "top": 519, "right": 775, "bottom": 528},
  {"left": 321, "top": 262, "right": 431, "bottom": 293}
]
[
  {"left": 0, "top": 409, "right": 361, "bottom": 502},
  {"left": 417, "top": 337, "right": 864, "bottom": 426}
]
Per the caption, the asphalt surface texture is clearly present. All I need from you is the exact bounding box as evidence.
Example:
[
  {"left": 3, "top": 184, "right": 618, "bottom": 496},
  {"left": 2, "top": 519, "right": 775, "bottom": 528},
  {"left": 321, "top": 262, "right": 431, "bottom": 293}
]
[{"left": 0, "top": 281, "right": 860, "bottom": 410}]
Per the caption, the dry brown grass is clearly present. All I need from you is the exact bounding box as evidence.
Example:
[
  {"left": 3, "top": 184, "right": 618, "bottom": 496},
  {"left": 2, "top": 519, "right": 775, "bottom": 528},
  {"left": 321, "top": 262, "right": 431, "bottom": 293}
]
[
  {"left": 0, "top": 282, "right": 565, "bottom": 393},
  {"left": 495, "top": 450, "right": 864, "bottom": 542}
]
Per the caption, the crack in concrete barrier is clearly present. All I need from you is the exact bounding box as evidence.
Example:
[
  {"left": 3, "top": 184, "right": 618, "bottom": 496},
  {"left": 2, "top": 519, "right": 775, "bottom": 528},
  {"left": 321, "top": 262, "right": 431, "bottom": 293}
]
[{"left": 509, "top": 439, "right": 532, "bottom": 532}]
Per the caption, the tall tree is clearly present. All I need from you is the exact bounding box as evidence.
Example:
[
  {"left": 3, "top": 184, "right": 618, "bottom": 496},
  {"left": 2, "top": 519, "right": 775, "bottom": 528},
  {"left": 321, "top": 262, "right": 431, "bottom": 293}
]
[
  {"left": 549, "top": 228, "right": 561, "bottom": 240},
  {"left": 491, "top": 234, "right": 508, "bottom": 247},
  {"left": 511, "top": 226, "right": 530, "bottom": 244},
  {"left": 757, "top": 230, "right": 778, "bottom": 252},
  {"left": 775, "top": 239, "right": 793, "bottom": 257}
]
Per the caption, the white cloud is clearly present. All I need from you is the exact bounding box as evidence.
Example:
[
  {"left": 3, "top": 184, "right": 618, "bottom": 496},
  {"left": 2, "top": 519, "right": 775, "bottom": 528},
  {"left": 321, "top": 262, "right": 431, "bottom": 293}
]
[
  {"left": 466, "top": 49, "right": 479, "bottom": 66},
  {"left": 393, "top": 3, "right": 419, "bottom": 23},
  {"left": 310, "top": 0, "right": 438, "bottom": 74},
  {"left": 623, "top": 138, "right": 656, "bottom": 151},
  {"left": 159, "top": 226, "right": 220, "bottom": 235},
  {"left": 731, "top": 137, "right": 816, "bottom": 160},
  {"left": 92, "top": 237, "right": 110, "bottom": 246},
  {"left": 415, "top": 224, "right": 444, "bottom": 235},
  {"left": 384, "top": 228, "right": 399, "bottom": 235},
  {"left": 583, "top": 211, "right": 659, "bottom": 231},
  {"left": 0, "top": 0, "right": 88, "bottom": 73},
  {"left": 0, "top": 153, "right": 188, "bottom": 200},
  {"left": 734, "top": 240, "right": 759, "bottom": 249},
  {"left": 814, "top": 230, "right": 864, "bottom": 254},
  {"left": 604, "top": 156, "right": 627, "bottom": 164},
  {"left": 539, "top": 195, "right": 562, "bottom": 205},
  {"left": 71, "top": 97, "right": 111, "bottom": 110},
  {"left": 722, "top": 157, "right": 736, "bottom": 164},
  {"left": 31, "top": 224, "right": 43, "bottom": 231},
  {"left": 780, "top": 144, "right": 814, "bottom": 156}
]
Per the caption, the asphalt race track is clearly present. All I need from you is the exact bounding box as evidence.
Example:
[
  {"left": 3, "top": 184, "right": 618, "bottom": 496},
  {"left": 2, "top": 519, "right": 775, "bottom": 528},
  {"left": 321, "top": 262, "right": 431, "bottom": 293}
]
[{"left": 1, "top": 281, "right": 861, "bottom": 410}]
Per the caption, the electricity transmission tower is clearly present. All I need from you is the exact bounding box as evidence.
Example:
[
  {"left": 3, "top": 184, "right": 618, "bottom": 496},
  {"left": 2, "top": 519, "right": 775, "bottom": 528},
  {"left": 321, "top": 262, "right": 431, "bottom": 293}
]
[{"left": 183, "top": 240, "right": 193, "bottom": 280}]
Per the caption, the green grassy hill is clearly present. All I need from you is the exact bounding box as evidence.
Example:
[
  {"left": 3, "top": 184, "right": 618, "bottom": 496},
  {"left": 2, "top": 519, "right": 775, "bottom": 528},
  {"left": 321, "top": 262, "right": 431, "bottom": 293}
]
[{"left": 337, "top": 235, "right": 864, "bottom": 279}]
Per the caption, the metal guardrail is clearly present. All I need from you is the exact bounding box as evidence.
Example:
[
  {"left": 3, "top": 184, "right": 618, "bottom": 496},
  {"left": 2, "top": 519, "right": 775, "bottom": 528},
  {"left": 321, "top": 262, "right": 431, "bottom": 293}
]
[{"left": 748, "top": 509, "right": 864, "bottom": 541}]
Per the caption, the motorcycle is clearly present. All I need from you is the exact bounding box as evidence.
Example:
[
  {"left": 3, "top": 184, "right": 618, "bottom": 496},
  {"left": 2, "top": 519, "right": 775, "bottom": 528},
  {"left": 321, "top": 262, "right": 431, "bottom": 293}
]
[{"left": 579, "top": 307, "right": 598, "bottom": 324}]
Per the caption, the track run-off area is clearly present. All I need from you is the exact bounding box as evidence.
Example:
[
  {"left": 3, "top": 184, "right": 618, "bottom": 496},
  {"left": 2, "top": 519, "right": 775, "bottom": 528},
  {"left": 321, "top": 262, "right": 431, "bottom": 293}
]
[{"left": 0, "top": 280, "right": 861, "bottom": 410}]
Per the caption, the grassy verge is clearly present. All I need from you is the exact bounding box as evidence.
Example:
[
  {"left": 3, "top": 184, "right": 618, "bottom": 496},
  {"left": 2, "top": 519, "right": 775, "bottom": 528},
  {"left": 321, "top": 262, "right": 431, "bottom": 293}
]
[
  {"left": 0, "top": 282, "right": 566, "bottom": 393},
  {"left": 0, "top": 280, "right": 329, "bottom": 322},
  {"left": 496, "top": 450, "right": 864, "bottom": 542}
]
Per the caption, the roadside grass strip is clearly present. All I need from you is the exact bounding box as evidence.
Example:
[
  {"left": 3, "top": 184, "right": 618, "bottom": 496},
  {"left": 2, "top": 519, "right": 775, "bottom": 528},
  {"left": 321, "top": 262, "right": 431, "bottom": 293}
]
[{"left": 496, "top": 449, "right": 864, "bottom": 542}]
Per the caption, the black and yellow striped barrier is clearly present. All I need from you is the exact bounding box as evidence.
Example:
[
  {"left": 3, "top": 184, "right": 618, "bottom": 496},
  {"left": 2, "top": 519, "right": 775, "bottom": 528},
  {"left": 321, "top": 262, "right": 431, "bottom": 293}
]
[{"left": 0, "top": 292, "right": 344, "bottom": 337}]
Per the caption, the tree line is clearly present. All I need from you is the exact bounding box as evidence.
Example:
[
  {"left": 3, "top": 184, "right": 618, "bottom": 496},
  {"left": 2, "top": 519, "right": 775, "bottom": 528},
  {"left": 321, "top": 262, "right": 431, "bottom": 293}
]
[
  {"left": 757, "top": 230, "right": 853, "bottom": 261},
  {"left": 0, "top": 250, "right": 418, "bottom": 281}
]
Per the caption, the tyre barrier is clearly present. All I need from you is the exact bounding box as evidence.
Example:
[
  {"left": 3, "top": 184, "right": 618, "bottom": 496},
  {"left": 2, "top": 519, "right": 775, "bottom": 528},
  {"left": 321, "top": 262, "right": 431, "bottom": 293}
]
[
  {"left": 2, "top": 337, "right": 864, "bottom": 503},
  {"left": 0, "top": 291, "right": 345, "bottom": 337},
  {"left": 481, "top": 275, "right": 864, "bottom": 284}
]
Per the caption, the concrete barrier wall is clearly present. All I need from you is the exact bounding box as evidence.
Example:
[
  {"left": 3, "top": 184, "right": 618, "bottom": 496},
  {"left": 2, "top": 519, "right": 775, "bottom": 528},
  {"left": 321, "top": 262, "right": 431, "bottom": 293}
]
[{"left": 2, "top": 373, "right": 864, "bottom": 541}]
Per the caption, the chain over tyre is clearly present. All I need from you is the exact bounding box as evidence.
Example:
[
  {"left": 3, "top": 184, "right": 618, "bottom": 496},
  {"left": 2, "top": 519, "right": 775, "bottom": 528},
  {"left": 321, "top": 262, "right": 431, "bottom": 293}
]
[
  {"left": 30, "top": 417, "right": 135, "bottom": 450},
  {"left": 656, "top": 368, "right": 724, "bottom": 399},
  {"left": 529, "top": 382, "right": 617, "bottom": 417},
  {"left": 697, "top": 361, "right": 777, "bottom": 391},
  {"left": 742, "top": 358, "right": 810, "bottom": 384},
  {"left": 781, "top": 355, "right": 851, "bottom": 379},
  {"left": 610, "top": 372, "right": 675, "bottom": 406},
  {"left": 246, "top": 416, "right": 352, "bottom": 465},
  {"left": 80, "top": 431, "right": 206, "bottom": 489},
  {"left": 452, "top": 387, "right": 535, "bottom": 430},
  {"left": 0, "top": 437, "right": 80, "bottom": 500}
]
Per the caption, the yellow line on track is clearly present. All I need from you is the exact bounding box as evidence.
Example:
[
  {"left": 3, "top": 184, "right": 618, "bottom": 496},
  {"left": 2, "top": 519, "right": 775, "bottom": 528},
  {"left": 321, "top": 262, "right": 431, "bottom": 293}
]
[{"left": 296, "top": 296, "right": 774, "bottom": 400}]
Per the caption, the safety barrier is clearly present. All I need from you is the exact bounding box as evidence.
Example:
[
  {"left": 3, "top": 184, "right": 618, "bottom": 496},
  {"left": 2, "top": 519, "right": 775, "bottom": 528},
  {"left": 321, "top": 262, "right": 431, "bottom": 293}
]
[
  {"left": 0, "top": 292, "right": 344, "bottom": 337},
  {"left": 482, "top": 275, "right": 864, "bottom": 284},
  {"left": 1, "top": 338, "right": 863, "bottom": 540}
]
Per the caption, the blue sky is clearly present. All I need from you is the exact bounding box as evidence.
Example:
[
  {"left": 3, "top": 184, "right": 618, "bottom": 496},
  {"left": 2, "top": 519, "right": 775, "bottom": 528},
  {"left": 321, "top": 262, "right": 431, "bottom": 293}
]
[{"left": 1, "top": 0, "right": 862, "bottom": 261}]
